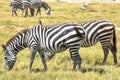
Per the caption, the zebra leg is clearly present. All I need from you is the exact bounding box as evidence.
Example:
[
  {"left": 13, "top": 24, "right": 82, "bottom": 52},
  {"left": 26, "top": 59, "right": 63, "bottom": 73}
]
[
  {"left": 22, "top": 9, "right": 24, "bottom": 17},
  {"left": 24, "top": 8, "right": 28, "bottom": 17},
  {"left": 69, "top": 49, "right": 81, "bottom": 71},
  {"left": 38, "top": 49, "right": 47, "bottom": 71},
  {"left": 14, "top": 11, "right": 18, "bottom": 16},
  {"left": 29, "top": 48, "right": 37, "bottom": 72},
  {"left": 109, "top": 44, "right": 118, "bottom": 64},
  {"left": 102, "top": 47, "right": 109, "bottom": 64},
  {"left": 30, "top": 8, "right": 34, "bottom": 16},
  {"left": 12, "top": 8, "right": 18, "bottom": 16},
  {"left": 72, "top": 56, "right": 81, "bottom": 71},
  {"left": 36, "top": 8, "right": 41, "bottom": 16},
  {"left": 100, "top": 40, "right": 109, "bottom": 64}
]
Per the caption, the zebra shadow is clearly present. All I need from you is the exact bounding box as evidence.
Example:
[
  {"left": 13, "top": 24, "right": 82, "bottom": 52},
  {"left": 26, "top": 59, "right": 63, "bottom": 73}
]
[
  {"left": 80, "top": 67, "right": 106, "bottom": 74},
  {"left": 32, "top": 68, "right": 44, "bottom": 73}
]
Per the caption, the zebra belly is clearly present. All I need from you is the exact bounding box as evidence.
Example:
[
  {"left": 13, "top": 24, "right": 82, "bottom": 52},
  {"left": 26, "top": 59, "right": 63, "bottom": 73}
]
[{"left": 80, "top": 40, "right": 98, "bottom": 47}]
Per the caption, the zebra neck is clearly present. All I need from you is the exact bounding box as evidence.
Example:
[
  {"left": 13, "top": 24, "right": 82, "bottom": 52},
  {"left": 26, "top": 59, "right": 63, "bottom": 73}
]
[
  {"left": 7, "top": 44, "right": 25, "bottom": 55},
  {"left": 7, "top": 37, "right": 27, "bottom": 55},
  {"left": 42, "top": 2, "right": 49, "bottom": 11}
]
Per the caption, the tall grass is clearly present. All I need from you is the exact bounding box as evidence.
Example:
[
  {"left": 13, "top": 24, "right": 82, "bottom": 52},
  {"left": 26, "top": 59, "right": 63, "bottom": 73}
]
[{"left": 0, "top": 1, "right": 120, "bottom": 80}]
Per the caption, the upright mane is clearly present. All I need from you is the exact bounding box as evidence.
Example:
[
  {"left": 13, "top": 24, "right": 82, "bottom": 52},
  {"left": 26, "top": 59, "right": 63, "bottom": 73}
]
[{"left": 6, "top": 29, "right": 29, "bottom": 45}]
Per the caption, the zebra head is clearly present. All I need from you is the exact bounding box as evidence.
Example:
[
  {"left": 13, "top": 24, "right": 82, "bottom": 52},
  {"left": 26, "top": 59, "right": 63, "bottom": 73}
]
[
  {"left": 2, "top": 44, "right": 17, "bottom": 71},
  {"left": 46, "top": 7, "right": 51, "bottom": 15},
  {"left": 42, "top": 1, "right": 51, "bottom": 15}
]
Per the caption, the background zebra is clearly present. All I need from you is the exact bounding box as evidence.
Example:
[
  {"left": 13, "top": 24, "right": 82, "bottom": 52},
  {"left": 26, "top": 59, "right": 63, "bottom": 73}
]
[
  {"left": 22, "top": 0, "right": 51, "bottom": 17},
  {"left": 10, "top": 0, "right": 51, "bottom": 17},
  {"left": 2, "top": 22, "right": 86, "bottom": 72},
  {"left": 10, "top": 0, "right": 23, "bottom": 16},
  {"left": 45, "top": 19, "right": 118, "bottom": 65}
]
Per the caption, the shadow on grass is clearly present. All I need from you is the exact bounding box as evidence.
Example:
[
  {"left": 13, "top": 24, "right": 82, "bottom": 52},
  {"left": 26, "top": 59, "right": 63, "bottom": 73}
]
[
  {"left": 80, "top": 67, "right": 105, "bottom": 74},
  {"left": 32, "top": 68, "right": 44, "bottom": 73}
]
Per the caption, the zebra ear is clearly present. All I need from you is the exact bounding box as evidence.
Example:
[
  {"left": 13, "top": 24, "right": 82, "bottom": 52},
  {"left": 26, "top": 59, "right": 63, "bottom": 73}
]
[{"left": 2, "top": 44, "right": 7, "bottom": 51}]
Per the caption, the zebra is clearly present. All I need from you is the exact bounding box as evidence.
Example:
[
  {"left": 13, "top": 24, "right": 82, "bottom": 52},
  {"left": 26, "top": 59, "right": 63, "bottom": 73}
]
[
  {"left": 44, "top": 19, "right": 118, "bottom": 65},
  {"left": 22, "top": 0, "right": 51, "bottom": 17},
  {"left": 10, "top": 0, "right": 23, "bottom": 16},
  {"left": 2, "top": 22, "right": 86, "bottom": 72},
  {"left": 10, "top": 0, "right": 51, "bottom": 17}
]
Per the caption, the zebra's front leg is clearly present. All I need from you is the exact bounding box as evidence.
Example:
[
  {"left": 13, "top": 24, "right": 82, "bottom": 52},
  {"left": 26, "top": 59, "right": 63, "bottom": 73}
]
[
  {"left": 36, "top": 8, "right": 41, "bottom": 16},
  {"left": 29, "top": 48, "right": 37, "bottom": 72},
  {"left": 38, "top": 49, "right": 47, "bottom": 71}
]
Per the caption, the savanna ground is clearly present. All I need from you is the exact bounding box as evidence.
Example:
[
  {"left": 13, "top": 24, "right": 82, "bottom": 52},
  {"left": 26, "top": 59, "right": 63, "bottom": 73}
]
[{"left": 0, "top": 0, "right": 120, "bottom": 80}]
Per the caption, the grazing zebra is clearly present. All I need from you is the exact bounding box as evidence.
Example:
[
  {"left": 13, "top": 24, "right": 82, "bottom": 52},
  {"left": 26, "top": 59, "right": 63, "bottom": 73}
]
[
  {"left": 22, "top": 0, "right": 51, "bottom": 17},
  {"left": 10, "top": 0, "right": 23, "bottom": 16},
  {"left": 2, "top": 22, "right": 86, "bottom": 71},
  {"left": 45, "top": 19, "right": 118, "bottom": 65},
  {"left": 10, "top": 0, "right": 50, "bottom": 17}
]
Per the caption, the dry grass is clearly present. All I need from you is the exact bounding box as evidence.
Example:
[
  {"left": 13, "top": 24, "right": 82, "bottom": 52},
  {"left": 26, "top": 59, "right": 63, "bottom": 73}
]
[{"left": 0, "top": 1, "right": 120, "bottom": 80}]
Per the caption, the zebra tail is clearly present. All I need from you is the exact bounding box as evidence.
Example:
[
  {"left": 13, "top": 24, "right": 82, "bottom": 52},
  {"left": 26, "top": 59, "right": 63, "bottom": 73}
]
[
  {"left": 74, "top": 26, "right": 85, "bottom": 39},
  {"left": 113, "top": 26, "right": 117, "bottom": 52}
]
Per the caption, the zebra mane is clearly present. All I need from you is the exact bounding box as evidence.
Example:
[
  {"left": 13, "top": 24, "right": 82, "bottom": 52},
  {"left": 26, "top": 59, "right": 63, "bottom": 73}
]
[{"left": 6, "top": 29, "right": 29, "bottom": 46}]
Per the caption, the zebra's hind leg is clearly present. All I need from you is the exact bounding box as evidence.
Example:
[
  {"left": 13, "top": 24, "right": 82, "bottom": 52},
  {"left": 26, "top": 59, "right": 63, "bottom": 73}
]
[
  {"left": 29, "top": 47, "right": 37, "bottom": 72},
  {"left": 109, "top": 44, "right": 117, "bottom": 64},
  {"left": 101, "top": 47, "right": 109, "bottom": 64},
  {"left": 38, "top": 49, "right": 47, "bottom": 71},
  {"left": 14, "top": 11, "right": 18, "bottom": 16},
  {"left": 72, "top": 56, "right": 81, "bottom": 71},
  {"left": 69, "top": 49, "right": 81, "bottom": 71},
  {"left": 24, "top": 8, "right": 28, "bottom": 17},
  {"left": 30, "top": 8, "right": 34, "bottom": 16}
]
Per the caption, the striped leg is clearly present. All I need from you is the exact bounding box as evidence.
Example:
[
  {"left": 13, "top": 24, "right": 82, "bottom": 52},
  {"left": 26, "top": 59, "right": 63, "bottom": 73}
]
[
  {"left": 100, "top": 40, "right": 109, "bottom": 64},
  {"left": 69, "top": 48, "right": 81, "bottom": 71},
  {"left": 100, "top": 38, "right": 117, "bottom": 64},
  {"left": 36, "top": 8, "right": 41, "bottom": 16},
  {"left": 29, "top": 47, "right": 37, "bottom": 72},
  {"left": 109, "top": 44, "right": 117, "bottom": 64},
  {"left": 101, "top": 47, "right": 109, "bottom": 64},
  {"left": 12, "top": 8, "right": 18, "bottom": 16},
  {"left": 38, "top": 49, "right": 47, "bottom": 71},
  {"left": 25, "top": 8, "right": 28, "bottom": 17}
]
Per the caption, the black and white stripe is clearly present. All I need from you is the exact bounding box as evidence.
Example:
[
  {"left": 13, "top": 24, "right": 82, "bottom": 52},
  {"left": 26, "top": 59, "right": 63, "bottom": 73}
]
[
  {"left": 2, "top": 22, "right": 86, "bottom": 71},
  {"left": 22, "top": 0, "right": 51, "bottom": 17},
  {"left": 10, "top": 0, "right": 23, "bottom": 16},
  {"left": 10, "top": 0, "right": 50, "bottom": 17},
  {"left": 80, "top": 19, "right": 117, "bottom": 64},
  {"left": 45, "top": 19, "right": 117, "bottom": 65}
]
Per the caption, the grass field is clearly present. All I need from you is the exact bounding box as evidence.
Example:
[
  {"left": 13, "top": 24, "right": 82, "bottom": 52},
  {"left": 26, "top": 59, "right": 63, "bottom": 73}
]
[{"left": 0, "top": 1, "right": 120, "bottom": 80}]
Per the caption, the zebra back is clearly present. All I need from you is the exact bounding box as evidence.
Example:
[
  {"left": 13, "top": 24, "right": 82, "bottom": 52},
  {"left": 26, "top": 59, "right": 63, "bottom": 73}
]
[{"left": 80, "top": 19, "right": 115, "bottom": 47}]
